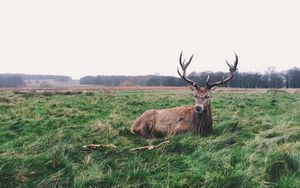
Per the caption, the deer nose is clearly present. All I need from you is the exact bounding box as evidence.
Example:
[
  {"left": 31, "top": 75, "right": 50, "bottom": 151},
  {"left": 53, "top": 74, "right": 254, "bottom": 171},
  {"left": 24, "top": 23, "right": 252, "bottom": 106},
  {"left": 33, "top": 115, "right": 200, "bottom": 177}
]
[{"left": 195, "top": 105, "right": 203, "bottom": 113}]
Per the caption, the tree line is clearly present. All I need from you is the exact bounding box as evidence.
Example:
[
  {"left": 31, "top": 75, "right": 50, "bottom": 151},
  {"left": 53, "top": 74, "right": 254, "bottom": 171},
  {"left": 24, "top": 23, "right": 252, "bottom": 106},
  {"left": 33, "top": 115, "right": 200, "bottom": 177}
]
[
  {"left": 0, "top": 74, "right": 72, "bottom": 88},
  {"left": 1, "top": 67, "right": 299, "bottom": 88},
  {"left": 16, "top": 74, "right": 72, "bottom": 83},
  {"left": 80, "top": 67, "right": 300, "bottom": 88},
  {"left": 0, "top": 75, "right": 26, "bottom": 87}
]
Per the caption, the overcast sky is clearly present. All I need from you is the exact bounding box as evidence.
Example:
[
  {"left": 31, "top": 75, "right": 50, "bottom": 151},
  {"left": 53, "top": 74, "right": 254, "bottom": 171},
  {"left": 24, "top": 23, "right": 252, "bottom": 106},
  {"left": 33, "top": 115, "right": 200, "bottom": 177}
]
[{"left": 0, "top": 0, "right": 299, "bottom": 79}]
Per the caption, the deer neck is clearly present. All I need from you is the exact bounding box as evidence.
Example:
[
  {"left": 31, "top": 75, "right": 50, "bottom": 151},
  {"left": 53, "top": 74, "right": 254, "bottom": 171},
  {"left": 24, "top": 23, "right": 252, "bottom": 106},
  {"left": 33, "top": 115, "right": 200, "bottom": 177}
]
[{"left": 193, "top": 105, "right": 212, "bottom": 136}]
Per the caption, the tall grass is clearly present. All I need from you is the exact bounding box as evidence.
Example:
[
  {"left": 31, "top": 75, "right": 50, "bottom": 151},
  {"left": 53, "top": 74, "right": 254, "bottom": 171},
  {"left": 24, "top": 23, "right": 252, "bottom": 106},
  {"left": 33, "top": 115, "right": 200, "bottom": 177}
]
[{"left": 0, "top": 89, "right": 299, "bottom": 187}]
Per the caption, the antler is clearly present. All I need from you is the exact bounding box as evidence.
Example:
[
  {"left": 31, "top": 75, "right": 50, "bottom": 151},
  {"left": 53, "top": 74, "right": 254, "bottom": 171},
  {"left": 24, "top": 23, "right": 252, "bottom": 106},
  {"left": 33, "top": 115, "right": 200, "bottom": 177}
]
[
  {"left": 206, "top": 53, "right": 238, "bottom": 89},
  {"left": 177, "top": 51, "right": 199, "bottom": 88}
]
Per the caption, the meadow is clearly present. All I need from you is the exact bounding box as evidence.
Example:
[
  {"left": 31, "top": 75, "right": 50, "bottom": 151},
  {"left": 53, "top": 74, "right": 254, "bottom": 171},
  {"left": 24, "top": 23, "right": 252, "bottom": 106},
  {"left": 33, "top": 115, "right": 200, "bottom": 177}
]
[{"left": 0, "top": 88, "right": 299, "bottom": 187}]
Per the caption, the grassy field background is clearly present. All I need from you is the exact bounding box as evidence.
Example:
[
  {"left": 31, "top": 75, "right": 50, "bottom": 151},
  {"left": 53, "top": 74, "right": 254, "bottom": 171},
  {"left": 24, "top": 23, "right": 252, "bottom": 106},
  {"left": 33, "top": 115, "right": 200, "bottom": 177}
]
[{"left": 0, "top": 88, "right": 299, "bottom": 187}]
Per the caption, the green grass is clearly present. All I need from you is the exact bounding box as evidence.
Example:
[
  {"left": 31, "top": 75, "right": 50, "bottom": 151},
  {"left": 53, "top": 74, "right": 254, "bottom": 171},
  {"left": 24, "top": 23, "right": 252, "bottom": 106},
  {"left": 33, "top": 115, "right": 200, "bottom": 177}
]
[{"left": 0, "top": 89, "right": 299, "bottom": 187}]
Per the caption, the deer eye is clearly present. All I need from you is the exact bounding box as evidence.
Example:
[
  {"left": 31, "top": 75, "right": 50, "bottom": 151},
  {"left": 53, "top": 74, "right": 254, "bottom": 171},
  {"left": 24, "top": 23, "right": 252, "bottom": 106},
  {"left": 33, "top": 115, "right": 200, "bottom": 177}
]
[{"left": 204, "top": 95, "right": 210, "bottom": 99}]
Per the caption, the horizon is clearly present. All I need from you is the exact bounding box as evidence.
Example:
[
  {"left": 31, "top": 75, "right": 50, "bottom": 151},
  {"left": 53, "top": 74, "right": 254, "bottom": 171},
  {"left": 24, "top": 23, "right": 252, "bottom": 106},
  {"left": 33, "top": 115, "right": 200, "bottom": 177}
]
[
  {"left": 1, "top": 1, "right": 300, "bottom": 79},
  {"left": 1, "top": 64, "right": 299, "bottom": 80}
]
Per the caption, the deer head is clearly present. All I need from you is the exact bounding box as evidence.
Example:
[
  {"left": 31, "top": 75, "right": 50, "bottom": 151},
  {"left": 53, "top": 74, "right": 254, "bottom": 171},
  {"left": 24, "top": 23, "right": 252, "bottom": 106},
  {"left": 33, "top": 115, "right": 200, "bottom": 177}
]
[{"left": 177, "top": 51, "right": 238, "bottom": 114}]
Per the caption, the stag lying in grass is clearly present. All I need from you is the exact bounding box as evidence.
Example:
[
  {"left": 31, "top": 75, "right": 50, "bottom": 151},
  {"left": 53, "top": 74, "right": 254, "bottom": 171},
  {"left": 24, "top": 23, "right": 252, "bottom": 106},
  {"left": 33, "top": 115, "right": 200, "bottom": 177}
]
[{"left": 131, "top": 52, "right": 238, "bottom": 138}]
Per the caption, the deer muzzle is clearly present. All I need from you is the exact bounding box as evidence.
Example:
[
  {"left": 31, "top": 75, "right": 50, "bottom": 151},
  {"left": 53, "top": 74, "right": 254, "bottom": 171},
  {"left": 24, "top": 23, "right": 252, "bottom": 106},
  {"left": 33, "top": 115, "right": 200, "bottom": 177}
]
[{"left": 195, "top": 105, "right": 203, "bottom": 114}]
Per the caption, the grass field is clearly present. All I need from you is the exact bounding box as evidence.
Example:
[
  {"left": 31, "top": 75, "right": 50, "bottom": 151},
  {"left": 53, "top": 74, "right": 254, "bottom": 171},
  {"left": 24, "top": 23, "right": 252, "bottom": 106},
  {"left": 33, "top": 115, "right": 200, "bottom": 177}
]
[{"left": 0, "top": 88, "right": 299, "bottom": 187}]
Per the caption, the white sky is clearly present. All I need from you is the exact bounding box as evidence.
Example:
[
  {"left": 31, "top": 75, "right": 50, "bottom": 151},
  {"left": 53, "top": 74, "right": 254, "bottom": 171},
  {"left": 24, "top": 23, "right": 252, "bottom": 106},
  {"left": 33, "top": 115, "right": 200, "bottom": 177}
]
[{"left": 0, "top": 0, "right": 299, "bottom": 79}]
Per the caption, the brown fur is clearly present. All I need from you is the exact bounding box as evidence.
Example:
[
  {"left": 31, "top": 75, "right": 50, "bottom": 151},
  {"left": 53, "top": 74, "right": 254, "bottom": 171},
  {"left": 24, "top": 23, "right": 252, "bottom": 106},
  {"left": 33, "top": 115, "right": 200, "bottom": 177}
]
[{"left": 131, "top": 88, "right": 213, "bottom": 138}]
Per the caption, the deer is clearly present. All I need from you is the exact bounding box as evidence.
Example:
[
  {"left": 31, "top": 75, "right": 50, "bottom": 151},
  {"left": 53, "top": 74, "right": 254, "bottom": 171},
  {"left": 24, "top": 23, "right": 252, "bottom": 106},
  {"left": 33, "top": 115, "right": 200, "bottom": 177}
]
[{"left": 131, "top": 52, "right": 238, "bottom": 139}]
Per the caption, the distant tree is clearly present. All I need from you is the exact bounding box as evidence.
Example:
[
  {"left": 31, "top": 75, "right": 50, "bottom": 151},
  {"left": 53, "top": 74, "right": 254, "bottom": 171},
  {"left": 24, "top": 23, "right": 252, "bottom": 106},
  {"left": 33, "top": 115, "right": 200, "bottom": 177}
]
[
  {"left": 0, "top": 75, "right": 26, "bottom": 87},
  {"left": 265, "top": 67, "right": 284, "bottom": 88},
  {"left": 287, "top": 67, "right": 300, "bottom": 88},
  {"left": 147, "top": 76, "right": 161, "bottom": 86}
]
